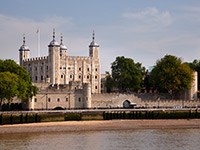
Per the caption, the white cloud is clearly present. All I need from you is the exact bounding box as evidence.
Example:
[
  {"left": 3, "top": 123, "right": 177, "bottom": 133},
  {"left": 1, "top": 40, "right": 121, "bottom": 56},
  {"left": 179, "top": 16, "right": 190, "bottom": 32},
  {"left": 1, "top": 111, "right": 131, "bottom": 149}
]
[
  {"left": 122, "top": 7, "right": 172, "bottom": 27},
  {"left": 0, "top": 14, "right": 74, "bottom": 62}
]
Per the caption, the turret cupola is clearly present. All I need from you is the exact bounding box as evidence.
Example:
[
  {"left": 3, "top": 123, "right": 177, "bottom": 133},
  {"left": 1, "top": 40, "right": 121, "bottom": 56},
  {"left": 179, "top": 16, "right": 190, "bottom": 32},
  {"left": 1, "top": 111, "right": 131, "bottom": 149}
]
[
  {"left": 48, "top": 28, "right": 59, "bottom": 47},
  {"left": 89, "top": 30, "right": 99, "bottom": 58},
  {"left": 60, "top": 33, "right": 67, "bottom": 56},
  {"left": 89, "top": 30, "right": 99, "bottom": 47},
  {"left": 19, "top": 33, "right": 29, "bottom": 51}
]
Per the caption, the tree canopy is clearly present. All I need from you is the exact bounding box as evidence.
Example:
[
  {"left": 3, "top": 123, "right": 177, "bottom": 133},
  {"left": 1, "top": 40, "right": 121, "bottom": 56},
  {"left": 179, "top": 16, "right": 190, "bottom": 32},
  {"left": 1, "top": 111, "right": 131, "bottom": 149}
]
[
  {"left": 0, "top": 59, "right": 38, "bottom": 105},
  {"left": 110, "top": 56, "right": 144, "bottom": 92},
  {"left": 150, "top": 55, "right": 193, "bottom": 95}
]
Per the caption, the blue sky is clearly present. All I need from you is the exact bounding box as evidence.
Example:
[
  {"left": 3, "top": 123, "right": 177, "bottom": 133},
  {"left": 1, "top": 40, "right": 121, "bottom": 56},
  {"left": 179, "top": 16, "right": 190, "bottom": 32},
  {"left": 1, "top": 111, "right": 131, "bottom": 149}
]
[{"left": 1, "top": 0, "right": 200, "bottom": 73}]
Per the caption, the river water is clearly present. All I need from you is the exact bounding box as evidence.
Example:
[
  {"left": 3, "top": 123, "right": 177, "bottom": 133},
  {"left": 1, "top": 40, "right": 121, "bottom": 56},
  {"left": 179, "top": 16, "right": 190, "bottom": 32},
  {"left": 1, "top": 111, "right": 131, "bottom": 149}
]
[{"left": 0, "top": 129, "right": 200, "bottom": 150}]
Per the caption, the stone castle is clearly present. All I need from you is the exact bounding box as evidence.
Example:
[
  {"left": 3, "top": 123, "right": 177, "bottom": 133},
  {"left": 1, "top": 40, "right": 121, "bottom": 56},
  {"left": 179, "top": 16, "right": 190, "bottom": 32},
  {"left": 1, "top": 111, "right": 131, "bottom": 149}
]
[{"left": 18, "top": 30, "right": 200, "bottom": 110}]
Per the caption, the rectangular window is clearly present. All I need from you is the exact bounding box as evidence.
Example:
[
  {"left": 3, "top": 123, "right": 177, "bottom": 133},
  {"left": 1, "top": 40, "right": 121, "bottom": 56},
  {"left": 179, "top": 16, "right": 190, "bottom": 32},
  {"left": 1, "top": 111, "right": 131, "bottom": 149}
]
[
  {"left": 47, "top": 66, "right": 48, "bottom": 70},
  {"left": 61, "top": 75, "right": 63, "bottom": 78},
  {"left": 34, "top": 98, "right": 37, "bottom": 102},
  {"left": 79, "top": 68, "right": 81, "bottom": 71},
  {"left": 66, "top": 98, "right": 68, "bottom": 102},
  {"left": 95, "top": 86, "right": 98, "bottom": 89},
  {"left": 35, "top": 76, "right": 37, "bottom": 81},
  {"left": 41, "top": 76, "right": 43, "bottom": 81},
  {"left": 79, "top": 97, "right": 81, "bottom": 102},
  {"left": 48, "top": 98, "right": 51, "bottom": 102},
  {"left": 57, "top": 98, "right": 60, "bottom": 102},
  {"left": 87, "top": 68, "right": 89, "bottom": 71},
  {"left": 35, "top": 67, "right": 37, "bottom": 71},
  {"left": 79, "top": 75, "right": 81, "bottom": 79},
  {"left": 70, "top": 75, "right": 73, "bottom": 78},
  {"left": 95, "top": 76, "right": 98, "bottom": 79}
]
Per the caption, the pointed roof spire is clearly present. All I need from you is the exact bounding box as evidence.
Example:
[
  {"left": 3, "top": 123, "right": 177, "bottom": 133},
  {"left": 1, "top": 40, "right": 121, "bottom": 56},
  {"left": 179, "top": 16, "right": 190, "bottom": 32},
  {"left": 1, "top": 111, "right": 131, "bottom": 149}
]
[
  {"left": 53, "top": 28, "right": 55, "bottom": 41},
  {"left": 48, "top": 28, "right": 59, "bottom": 47},
  {"left": 92, "top": 30, "right": 95, "bottom": 42},
  {"left": 23, "top": 33, "right": 26, "bottom": 45},
  {"left": 19, "top": 33, "right": 29, "bottom": 51},
  {"left": 60, "top": 33, "right": 67, "bottom": 50},
  {"left": 89, "top": 30, "right": 99, "bottom": 47}
]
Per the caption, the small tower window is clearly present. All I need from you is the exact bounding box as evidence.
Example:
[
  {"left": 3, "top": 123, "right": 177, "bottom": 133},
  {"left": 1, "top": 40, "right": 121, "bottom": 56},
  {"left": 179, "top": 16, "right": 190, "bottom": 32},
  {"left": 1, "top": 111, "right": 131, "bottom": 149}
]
[
  {"left": 41, "top": 76, "right": 43, "bottom": 81},
  {"left": 95, "top": 76, "right": 98, "bottom": 79},
  {"left": 95, "top": 86, "right": 98, "bottom": 89},
  {"left": 48, "top": 98, "right": 51, "bottom": 102},
  {"left": 66, "top": 98, "right": 68, "bottom": 102},
  {"left": 35, "top": 67, "right": 37, "bottom": 71},
  {"left": 57, "top": 98, "right": 60, "bottom": 102},
  {"left": 35, "top": 76, "right": 37, "bottom": 81},
  {"left": 79, "top": 75, "right": 81, "bottom": 79},
  {"left": 79, "top": 68, "right": 81, "bottom": 71},
  {"left": 47, "top": 66, "right": 48, "bottom": 70},
  {"left": 34, "top": 98, "right": 37, "bottom": 102},
  {"left": 61, "top": 75, "right": 63, "bottom": 78},
  {"left": 95, "top": 68, "right": 98, "bottom": 71},
  {"left": 70, "top": 75, "right": 73, "bottom": 78},
  {"left": 87, "top": 75, "right": 89, "bottom": 79},
  {"left": 87, "top": 68, "right": 90, "bottom": 71},
  {"left": 79, "top": 97, "right": 81, "bottom": 102}
]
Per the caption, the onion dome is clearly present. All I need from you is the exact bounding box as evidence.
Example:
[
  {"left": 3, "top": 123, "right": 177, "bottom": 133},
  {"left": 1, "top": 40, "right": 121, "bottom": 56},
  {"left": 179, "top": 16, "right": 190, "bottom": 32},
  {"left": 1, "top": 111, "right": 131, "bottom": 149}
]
[
  {"left": 19, "top": 34, "right": 30, "bottom": 51},
  {"left": 48, "top": 28, "right": 59, "bottom": 47},
  {"left": 60, "top": 33, "right": 67, "bottom": 50},
  {"left": 89, "top": 30, "right": 99, "bottom": 47}
]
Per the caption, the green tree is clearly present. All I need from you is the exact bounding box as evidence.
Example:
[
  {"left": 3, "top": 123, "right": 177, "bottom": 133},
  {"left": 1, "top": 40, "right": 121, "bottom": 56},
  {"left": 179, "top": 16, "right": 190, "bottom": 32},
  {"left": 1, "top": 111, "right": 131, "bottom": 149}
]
[
  {"left": 105, "top": 74, "right": 114, "bottom": 93},
  {"left": 150, "top": 55, "right": 193, "bottom": 97},
  {"left": 0, "top": 72, "right": 19, "bottom": 108},
  {"left": 0, "top": 59, "right": 38, "bottom": 108},
  {"left": 111, "top": 56, "right": 143, "bottom": 92}
]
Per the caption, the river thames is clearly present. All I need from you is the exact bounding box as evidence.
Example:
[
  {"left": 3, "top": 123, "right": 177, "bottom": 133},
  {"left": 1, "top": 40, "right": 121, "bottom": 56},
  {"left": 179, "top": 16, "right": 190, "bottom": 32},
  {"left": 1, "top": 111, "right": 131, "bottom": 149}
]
[{"left": 0, "top": 128, "right": 200, "bottom": 150}]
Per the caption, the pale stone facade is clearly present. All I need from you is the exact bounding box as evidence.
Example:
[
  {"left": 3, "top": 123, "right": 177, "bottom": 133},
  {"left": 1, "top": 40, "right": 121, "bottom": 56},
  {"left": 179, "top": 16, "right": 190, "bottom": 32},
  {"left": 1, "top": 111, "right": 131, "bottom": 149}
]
[{"left": 19, "top": 30, "right": 101, "bottom": 94}]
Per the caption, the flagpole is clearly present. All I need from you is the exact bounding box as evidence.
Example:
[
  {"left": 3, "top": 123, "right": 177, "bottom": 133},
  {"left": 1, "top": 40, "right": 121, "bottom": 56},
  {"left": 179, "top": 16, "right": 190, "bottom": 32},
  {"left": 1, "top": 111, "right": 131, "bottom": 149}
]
[{"left": 37, "top": 28, "right": 40, "bottom": 57}]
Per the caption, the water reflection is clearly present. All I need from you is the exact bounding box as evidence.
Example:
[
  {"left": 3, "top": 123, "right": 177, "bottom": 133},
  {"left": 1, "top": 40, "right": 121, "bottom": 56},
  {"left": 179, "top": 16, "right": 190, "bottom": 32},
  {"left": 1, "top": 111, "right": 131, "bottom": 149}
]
[{"left": 0, "top": 129, "right": 200, "bottom": 150}]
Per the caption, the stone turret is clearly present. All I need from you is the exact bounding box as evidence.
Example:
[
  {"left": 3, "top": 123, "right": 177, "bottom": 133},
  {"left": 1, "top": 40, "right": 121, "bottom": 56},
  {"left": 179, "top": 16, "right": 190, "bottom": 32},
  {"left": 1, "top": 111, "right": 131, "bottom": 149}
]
[
  {"left": 89, "top": 30, "right": 99, "bottom": 58},
  {"left": 48, "top": 29, "right": 60, "bottom": 86},
  {"left": 19, "top": 33, "right": 30, "bottom": 66}
]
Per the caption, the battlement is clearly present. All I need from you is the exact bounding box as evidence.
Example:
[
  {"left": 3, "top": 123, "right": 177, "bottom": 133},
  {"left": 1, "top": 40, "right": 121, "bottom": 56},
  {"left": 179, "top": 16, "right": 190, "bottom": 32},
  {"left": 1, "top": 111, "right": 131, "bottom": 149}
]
[
  {"left": 66, "top": 56, "right": 91, "bottom": 61},
  {"left": 24, "top": 56, "right": 48, "bottom": 62}
]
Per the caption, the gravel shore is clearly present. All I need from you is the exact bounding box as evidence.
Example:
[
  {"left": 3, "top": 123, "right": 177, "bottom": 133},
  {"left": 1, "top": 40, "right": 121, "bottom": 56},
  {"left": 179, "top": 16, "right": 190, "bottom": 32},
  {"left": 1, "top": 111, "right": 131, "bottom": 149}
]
[{"left": 1, "top": 119, "right": 200, "bottom": 134}]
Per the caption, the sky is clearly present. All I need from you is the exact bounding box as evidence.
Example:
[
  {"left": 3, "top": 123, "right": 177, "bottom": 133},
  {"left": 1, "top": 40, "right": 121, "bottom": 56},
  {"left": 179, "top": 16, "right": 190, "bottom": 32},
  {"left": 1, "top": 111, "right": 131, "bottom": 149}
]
[{"left": 1, "top": 0, "right": 200, "bottom": 73}]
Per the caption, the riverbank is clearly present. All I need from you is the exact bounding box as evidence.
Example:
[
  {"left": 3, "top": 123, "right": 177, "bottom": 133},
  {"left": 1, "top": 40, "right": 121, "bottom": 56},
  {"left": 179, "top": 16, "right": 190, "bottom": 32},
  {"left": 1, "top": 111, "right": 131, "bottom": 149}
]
[{"left": 1, "top": 119, "right": 200, "bottom": 134}]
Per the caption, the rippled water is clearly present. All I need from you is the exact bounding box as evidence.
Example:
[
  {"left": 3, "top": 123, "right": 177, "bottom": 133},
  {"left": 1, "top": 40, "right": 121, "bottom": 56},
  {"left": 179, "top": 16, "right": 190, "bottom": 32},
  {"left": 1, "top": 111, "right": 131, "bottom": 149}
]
[{"left": 0, "top": 129, "right": 200, "bottom": 150}]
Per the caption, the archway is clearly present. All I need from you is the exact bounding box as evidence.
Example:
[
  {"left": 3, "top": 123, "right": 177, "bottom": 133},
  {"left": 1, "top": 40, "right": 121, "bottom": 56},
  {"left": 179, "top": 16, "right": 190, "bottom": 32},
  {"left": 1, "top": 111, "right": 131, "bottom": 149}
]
[
  {"left": 123, "top": 100, "right": 131, "bottom": 108},
  {"left": 53, "top": 106, "right": 65, "bottom": 110}
]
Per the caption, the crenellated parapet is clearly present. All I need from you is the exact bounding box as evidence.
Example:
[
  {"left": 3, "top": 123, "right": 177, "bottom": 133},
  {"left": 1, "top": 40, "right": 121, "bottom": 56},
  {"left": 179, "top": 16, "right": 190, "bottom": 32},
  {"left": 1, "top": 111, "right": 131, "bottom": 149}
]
[
  {"left": 66, "top": 56, "right": 91, "bottom": 61},
  {"left": 23, "top": 56, "right": 49, "bottom": 62}
]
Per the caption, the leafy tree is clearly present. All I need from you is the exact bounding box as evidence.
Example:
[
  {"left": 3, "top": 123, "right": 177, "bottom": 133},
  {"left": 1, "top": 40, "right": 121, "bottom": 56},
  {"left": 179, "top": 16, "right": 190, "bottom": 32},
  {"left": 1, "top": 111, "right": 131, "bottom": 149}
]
[
  {"left": 111, "top": 56, "right": 143, "bottom": 92},
  {"left": 0, "top": 72, "right": 19, "bottom": 108},
  {"left": 105, "top": 74, "right": 114, "bottom": 93},
  {"left": 0, "top": 59, "right": 38, "bottom": 108},
  {"left": 150, "top": 55, "right": 193, "bottom": 97}
]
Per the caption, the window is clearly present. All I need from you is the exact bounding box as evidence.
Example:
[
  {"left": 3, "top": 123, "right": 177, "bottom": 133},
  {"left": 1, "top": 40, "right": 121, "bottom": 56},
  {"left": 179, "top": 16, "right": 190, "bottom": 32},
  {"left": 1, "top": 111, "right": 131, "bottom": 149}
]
[
  {"left": 35, "top": 67, "right": 37, "bottom": 71},
  {"left": 87, "top": 75, "right": 89, "bottom": 79},
  {"left": 66, "top": 98, "right": 68, "bottom": 102},
  {"left": 79, "top": 97, "right": 81, "bottom": 102},
  {"left": 87, "top": 68, "right": 89, "bottom": 71},
  {"left": 95, "top": 68, "right": 97, "bottom": 71},
  {"left": 68, "top": 67, "right": 71, "bottom": 70},
  {"left": 95, "top": 76, "right": 97, "bottom": 79},
  {"left": 47, "top": 66, "right": 48, "bottom": 70},
  {"left": 63, "top": 67, "right": 66, "bottom": 69},
  {"left": 34, "top": 98, "right": 37, "bottom": 102},
  {"left": 48, "top": 98, "right": 51, "bottom": 102},
  {"left": 35, "top": 76, "right": 37, "bottom": 81},
  {"left": 70, "top": 75, "right": 73, "bottom": 78},
  {"left": 95, "top": 86, "right": 98, "bottom": 89},
  {"left": 60, "top": 67, "right": 62, "bottom": 69},
  {"left": 41, "top": 66, "right": 43, "bottom": 70},
  {"left": 57, "top": 98, "right": 60, "bottom": 102},
  {"left": 41, "top": 76, "right": 43, "bottom": 81},
  {"left": 79, "top": 75, "right": 81, "bottom": 79},
  {"left": 47, "top": 75, "right": 49, "bottom": 78},
  {"left": 61, "top": 75, "right": 63, "bottom": 78},
  {"left": 79, "top": 68, "right": 81, "bottom": 71}
]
